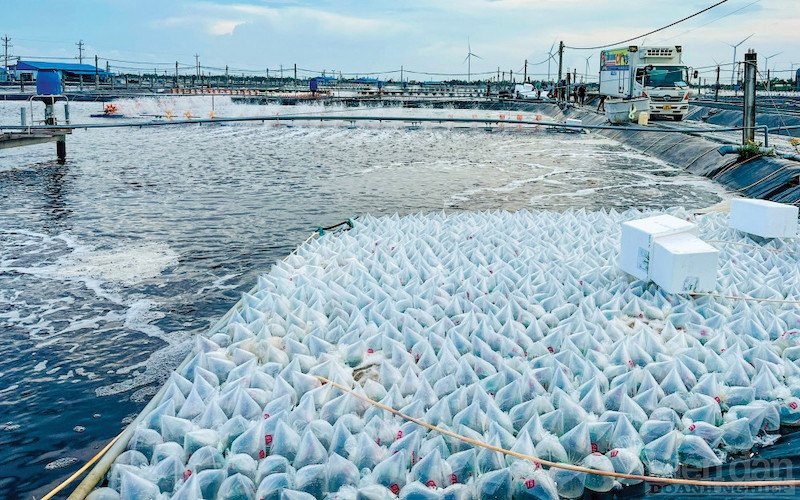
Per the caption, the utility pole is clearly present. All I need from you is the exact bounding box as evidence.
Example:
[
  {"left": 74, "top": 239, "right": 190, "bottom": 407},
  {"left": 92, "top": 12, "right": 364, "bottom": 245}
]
[
  {"left": 524, "top": 59, "right": 527, "bottom": 82},
  {"left": 557, "top": 41, "right": 564, "bottom": 83},
  {"left": 742, "top": 50, "right": 757, "bottom": 144},
  {"left": 94, "top": 54, "right": 99, "bottom": 90},
  {"left": 194, "top": 54, "right": 200, "bottom": 79},
  {"left": 76, "top": 40, "right": 84, "bottom": 64},
  {"left": 294, "top": 64, "right": 297, "bottom": 81},
  {"left": 2, "top": 35, "right": 10, "bottom": 77},
  {"left": 766, "top": 69, "right": 770, "bottom": 92},
  {"left": 225, "top": 65, "right": 229, "bottom": 87},
  {"left": 175, "top": 61, "right": 178, "bottom": 88},
  {"left": 400, "top": 65, "right": 403, "bottom": 83},
  {"left": 714, "top": 65, "right": 720, "bottom": 102},
  {"left": 497, "top": 67, "right": 500, "bottom": 81},
  {"left": 510, "top": 70, "right": 513, "bottom": 83}
]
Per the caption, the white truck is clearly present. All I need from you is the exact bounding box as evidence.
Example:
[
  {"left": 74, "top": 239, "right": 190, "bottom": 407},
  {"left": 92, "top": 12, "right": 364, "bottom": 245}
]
[{"left": 599, "top": 45, "right": 690, "bottom": 121}]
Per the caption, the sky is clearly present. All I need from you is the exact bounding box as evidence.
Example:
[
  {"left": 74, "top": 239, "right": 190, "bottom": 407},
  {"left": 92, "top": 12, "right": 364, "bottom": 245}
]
[{"left": 2, "top": 0, "right": 799, "bottom": 83}]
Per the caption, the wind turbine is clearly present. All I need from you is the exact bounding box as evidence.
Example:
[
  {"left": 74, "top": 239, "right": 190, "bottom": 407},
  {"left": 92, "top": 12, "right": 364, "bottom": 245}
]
[
  {"left": 584, "top": 54, "right": 593, "bottom": 83},
  {"left": 464, "top": 38, "right": 482, "bottom": 82},
  {"left": 547, "top": 41, "right": 556, "bottom": 82},
  {"left": 763, "top": 51, "right": 782, "bottom": 74},
  {"left": 726, "top": 33, "right": 753, "bottom": 86}
]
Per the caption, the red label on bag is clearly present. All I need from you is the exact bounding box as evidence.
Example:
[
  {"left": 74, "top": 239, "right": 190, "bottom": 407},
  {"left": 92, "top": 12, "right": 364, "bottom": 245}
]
[
  {"left": 426, "top": 480, "right": 436, "bottom": 488},
  {"left": 450, "top": 474, "right": 458, "bottom": 484},
  {"left": 265, "top": 434, "right": 273, "bottom": 445},
  {"left": 610, "top": 450, "right": 619, "bottom": 458},
  {"left": 547, "top": 346, "right": 554, "bottom": 353},
  {"left": 390, "top": 484, "right": 400, "bottom": 494},
  {"left": 263, "top": 413, "right": 270, "bottom": 419},
  {"left": 367, "top": 348, "right": 374, "bottom": 354},
  {"left": 397, "top": 430, "right": 403, "bottom": 440},
  {"left": 259, "top": 450, "right": 266, "bottom": 459},
  {"left": 688, "top": 424, "right": 696, "bottom": 431},
  {"left": 183, "top": 470, "right": 192, "bottom": 481},
  {"left": 790, "top": 401, "right": 798, "bottom": 410},
  {"left": 525, "top": 479, "right": 536, "bottom": 489},
  {"left": 628, "top": 360, "right": 634, "bottom": 368},
  {"left": 714, "top": 396, "right": 721, "bottom": 404},
  {"left": 376, "top": 438, "right": 381, "bottom": 445},
  {"left": 591, "top": 442, "right": 598, "bottom": 453}
]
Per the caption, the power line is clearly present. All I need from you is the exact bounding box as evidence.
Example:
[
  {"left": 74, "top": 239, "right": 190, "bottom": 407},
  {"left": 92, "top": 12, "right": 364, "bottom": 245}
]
[{"left": 565, "top": 0, "right": 730, "bottom": 50}]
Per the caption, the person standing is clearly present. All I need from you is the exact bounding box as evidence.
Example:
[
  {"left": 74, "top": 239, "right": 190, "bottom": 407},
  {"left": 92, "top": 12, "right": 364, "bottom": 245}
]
[{"left": 577, "top": 83, "right": 586, "bottom": 106}]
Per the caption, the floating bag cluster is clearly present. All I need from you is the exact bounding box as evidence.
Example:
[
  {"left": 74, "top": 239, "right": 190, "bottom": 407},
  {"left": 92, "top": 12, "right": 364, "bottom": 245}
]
[{"left": 93, "top": 209, "right": 800, "bottom": 499}]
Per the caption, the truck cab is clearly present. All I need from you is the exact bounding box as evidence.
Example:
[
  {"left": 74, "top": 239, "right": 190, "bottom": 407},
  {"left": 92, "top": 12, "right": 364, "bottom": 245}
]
[{"left": 633, "top": 47, "right": 690, "bottom": 120}]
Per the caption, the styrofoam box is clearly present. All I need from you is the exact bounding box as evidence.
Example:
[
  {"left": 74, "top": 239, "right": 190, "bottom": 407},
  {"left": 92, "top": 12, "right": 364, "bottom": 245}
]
[
  {"left": 729, "top": 198, "right": 798, "bottom": 238},
  {"left": 619, "top": 214, "right": 697, "bottom": 280},
  {"left": 651, "top": 233, "right": 718, "bottom": 294},
  {"left": 565, "top": 118, "right": 583, "bottom": 127}
]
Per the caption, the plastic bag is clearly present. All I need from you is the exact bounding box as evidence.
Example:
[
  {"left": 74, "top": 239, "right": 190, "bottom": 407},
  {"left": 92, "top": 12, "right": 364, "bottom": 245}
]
[
  {"left": 86, "top": 488, "right": 121, "bottom": 500},
  {"left": 559, "top": 422, "right": 591, "bottom": 464},
  {"left": 119, "top": 469, "right": 159, "bottom": 500},
  {"left": 226, "top": 453, "right": 258, "bottom": 483},
  {"left": 640, "top": 431, "right": 678, "bottom": 477},
  {"left": 678, "top": 434, "right": 722, "bottom": 468},
  {"left": 411, "top": 448, "right": 447, "bottom": 488},
  {"left": 510, "top": 463, "right": 558, "bottom": 500},
  {"left": 372, "top": 450, "right": 407, "bottom": 491},
  {"left": 328, "top": 452, "right": 360, "bottom": 492},
  {"left": 582, "top": 453, "right": 615, "bottom": 492},
  {"left": 230, "top": 420, "right": 265, "bottom": 460},
  {"left": 151, "top": 454, "right": 183, "bottom": 494},
  {"left": 184, "top": 429, "right": 219, "bottom": 459},
  {"left": 217, "top": 473, "right": 257, "bottom": 500},
  {"left": 478, "top": 468, "right": 512, "bottom": 500},
  {"left": 534, "top": 434, "right": 569, "bottom": 464},
  {"left": 399, "top": 481, "right": 442, "bottom": 499},
  {"left": 151, "top": 442, "right": 184, "bottom": 467},
  {"left": 294, "top": 464, "right": 328, "bottom": 498},
  {"left": 197, "top": 469, "right": 227, "bottom": 499},
  {"left": 292, "top": 428, "right": 327, "bottom": 469},
  {"left": 720, "top": 418, "right": 754, "bottom": 452},
  {"left": 160, "top": 415, "right": 196, "bottom": 444},
  {"left": 270, "top": 420, "right": 301, "bottom": 464},
  {"left": 550, "top": 468, "right": 586, "bottom": 499},
  {"left": 607, "top": 448, "right": 644, "bottom": 485},
  {"left": 187, "top": 445, "right": 225, "bottom": 474},
  {"left": 255, "top": 473, "right": 292, "bottom": 500},
  {"left": 127, "top": 428, "right": 162, "bottom": 462},
  {"left": 446, "top": 449, "right": 477, "bottom": 485}
]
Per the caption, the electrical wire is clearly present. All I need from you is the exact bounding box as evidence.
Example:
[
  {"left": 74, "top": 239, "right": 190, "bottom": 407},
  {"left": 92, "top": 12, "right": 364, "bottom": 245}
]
[{"left": 565, "top": 0, "right": 729, "bottom": 50}]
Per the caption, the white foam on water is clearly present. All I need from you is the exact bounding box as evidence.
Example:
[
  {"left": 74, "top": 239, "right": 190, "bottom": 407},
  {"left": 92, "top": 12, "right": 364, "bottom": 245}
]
[
  {"left": 94, "top": 338, "right": 193, "bottom": 397},
  {"left": 44, "top": 457, "right": 78, "bottom": 470}
]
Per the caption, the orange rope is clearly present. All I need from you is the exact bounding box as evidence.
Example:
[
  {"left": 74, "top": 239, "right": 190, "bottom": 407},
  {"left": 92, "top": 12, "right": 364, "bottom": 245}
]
[{"left": 315, "top": 376, "right": 800, "bottom": 488}]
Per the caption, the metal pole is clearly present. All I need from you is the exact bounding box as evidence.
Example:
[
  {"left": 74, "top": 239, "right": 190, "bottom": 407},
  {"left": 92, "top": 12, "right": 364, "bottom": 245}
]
[
  {"left": 95, "top": 55, "right": 99, "bottom": 90},
  {"left": 742, "top": 50, "right": 757, "bottom": 144},
  {"left": 557, "top": 41, "right": 564, "bottom": 83},
  {"left": 714, "top": 65, "right": 720, "bottom": 102},
  {"left": 20, "top": 107, "right": 26, "bottom": 128},
  {"left": 524, "top": 59, "right": 527, "bottom": 82},
  {"left": 64, "top": 103, "right": 70, "bottom": 125},
  {"left": 175, "top": 61, "right": 178, "bottom": 88}
]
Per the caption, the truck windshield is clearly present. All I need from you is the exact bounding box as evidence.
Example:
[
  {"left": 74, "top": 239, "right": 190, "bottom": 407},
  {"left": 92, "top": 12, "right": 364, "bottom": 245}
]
[{"left": 636, "top": 66, "right": 688, "bottom": 88}]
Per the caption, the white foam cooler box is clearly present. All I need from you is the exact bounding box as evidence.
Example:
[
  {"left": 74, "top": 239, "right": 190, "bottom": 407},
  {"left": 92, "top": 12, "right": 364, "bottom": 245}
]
[
  {"left": 565, "top": 118, "right": 582, "bottom": 127},
  {"left": 619, "top": 214, "right": 697, "bottom": 280},
  {"left": 650, "top": 233, "right": 719, "bottom": 294},
  {"left": 729, "top": 198, "right": 798, "bottom": 238}
]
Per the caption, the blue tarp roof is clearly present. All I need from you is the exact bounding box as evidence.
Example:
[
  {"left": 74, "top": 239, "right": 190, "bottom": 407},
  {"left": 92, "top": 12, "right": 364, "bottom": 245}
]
[{"left": 13, "top": 60, "right": 112, "bottom": 76}]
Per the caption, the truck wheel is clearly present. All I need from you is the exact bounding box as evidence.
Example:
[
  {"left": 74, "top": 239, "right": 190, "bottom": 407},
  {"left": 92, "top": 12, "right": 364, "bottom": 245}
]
[{"left": 673, "top": 115, "right": 684, "bottom": 122}]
